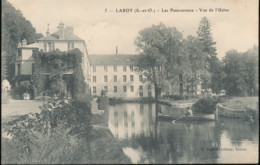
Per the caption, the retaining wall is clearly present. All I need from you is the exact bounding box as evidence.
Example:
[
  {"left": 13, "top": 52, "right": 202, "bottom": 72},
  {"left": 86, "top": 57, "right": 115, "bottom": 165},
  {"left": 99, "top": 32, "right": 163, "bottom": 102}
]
[{"left": 216, "top": 103, "right": 257, "bottom": 119}]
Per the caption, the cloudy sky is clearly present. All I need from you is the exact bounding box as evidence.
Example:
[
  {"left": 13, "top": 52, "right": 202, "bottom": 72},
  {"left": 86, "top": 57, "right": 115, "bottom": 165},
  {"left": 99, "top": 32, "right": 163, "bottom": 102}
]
[{"left": 7, "top": 0, "right": 258, "bottom": 59}]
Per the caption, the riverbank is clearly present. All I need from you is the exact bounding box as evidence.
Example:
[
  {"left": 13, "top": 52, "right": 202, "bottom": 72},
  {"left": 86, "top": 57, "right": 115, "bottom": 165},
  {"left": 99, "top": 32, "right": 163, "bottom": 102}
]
[{"left": 216, "top": 97, "right": 258, "bottom": 121}]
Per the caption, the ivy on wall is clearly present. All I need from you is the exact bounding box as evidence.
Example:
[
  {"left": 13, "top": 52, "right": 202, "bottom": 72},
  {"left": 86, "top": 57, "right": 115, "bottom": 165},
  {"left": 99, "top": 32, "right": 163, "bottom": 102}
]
[{"left": 32, "top": 48, "right": 91, "bottom": 101}]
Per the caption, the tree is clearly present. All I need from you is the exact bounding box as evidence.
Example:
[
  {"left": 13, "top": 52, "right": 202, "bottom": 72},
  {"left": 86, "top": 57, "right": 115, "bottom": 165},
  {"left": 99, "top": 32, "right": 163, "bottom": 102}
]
[
  {"left": 2, "top": 0, "right": 43, "bottom": 84},
  {"left": 197, "top": 17, "right": 217, "bottom": 58},
  {"left": 222, "top": 47, "right": 258, "bottom": 96},
  {"left": 182, "top": 35, "right": 209, "bottom": 94},
  {"left": 209, "top": 56, "right": 226, "bottom": 94},
  {"left": 197, "top": 17, "right": 219, "bottom": 92},
  {"left": 135, "top": 23, "right": 183, "bottom": 99}
]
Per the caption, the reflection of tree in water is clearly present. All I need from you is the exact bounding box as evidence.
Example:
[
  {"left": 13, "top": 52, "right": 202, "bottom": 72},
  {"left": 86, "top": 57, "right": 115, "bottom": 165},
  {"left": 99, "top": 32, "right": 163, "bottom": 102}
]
[
  {"left": 216, "top": 117, "right": 258, "bottom": 146},
  {"left": 126, "top": 121, "right": 221, "bottom": 164}
]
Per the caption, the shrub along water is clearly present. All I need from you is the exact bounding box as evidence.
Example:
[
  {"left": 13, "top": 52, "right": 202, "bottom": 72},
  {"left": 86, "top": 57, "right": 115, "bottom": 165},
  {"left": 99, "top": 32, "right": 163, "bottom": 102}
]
[{"left": 192, "top": 97, "right": 218, "bottom": 114}]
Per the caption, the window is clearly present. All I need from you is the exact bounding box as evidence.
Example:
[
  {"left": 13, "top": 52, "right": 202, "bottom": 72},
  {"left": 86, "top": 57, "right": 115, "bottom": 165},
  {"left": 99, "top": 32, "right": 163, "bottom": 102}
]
[
  {"left": 114, "top": 111, "right": 118, "bottom": 117},
  {"left": 179, "top": 74, "right": 183, "bottom": 82},
  {"left": 32, "top": 63, "right": 35, "bottom": 74},
  {"left": 104, "top": 65, "right": 107, "bottom": 72},
  {"left": 52, "top": 42, "right": 55, "bottom": 50},
  {"left": 104, "top": 75, "right": 108, "bottom": 82},
  {"left": 130, "top": 65, "right": 133, "bottom": 71},
  {"left": 48, "top": 42, "right": 52, "bottom": 51},
  {"left": 44, "top": 42, "right": 47, "bottom": 52},
  {"left": 18, "top": 50, "right": 22, "bottom": 58},
  {"left": 104, "top": 86, "right": 108, "bottom": 92},
  {"left": 124, "top": 111, "right": 127, "bottom": 118},
  {"left": 114, "top": 121, "right": 118, "bottom": 127},
  {"left": 113, "top": 65, "right": 117, "bottom": 72},
  {"left": 17, "top": 64, "right": 21, "bottom": 75},
  {"left": 139, "top": 75, "right": 143, "bottom": 82},
  {"left": 114, "top": 75, "right": 117, "bottom": 82},
  {"left": 130, "top": 86, "right": 134, "bottom": 92},
  {"left": 123, "top": 66, "right": 127, "bottom": 72},
  {"left": 140, "top": 104, "right": 144, "bottom": 115},
  {"left": 130, "top": 75, "right": 134, "bottom": 82},
  {"left": 139, "top": 85, "right": 143, "bottom": 91},
  {"left": 148, "top": 85, "right": 151, "bottom": 90},
  {"left": 132, "top": 121, "right": 135, "bottom": 127},
  {"left": 114, "top": 86, "right": 117, "bottom": 93},
  {"left": 139, "top": 92, "right": 143, "bottom": 97},
  {"left": 67, "top": 42, "right": 74, "bottom": 51},
  {"left": 148, "top": 91, "right": 152, "bottom": 97},
  {"left": 93, "top": 86, "right": 97, "bottom": 94},
  {"left": 67, "top": 42, "right": 70, "bottom": 51},
  {"left": 124, "top": 121, "right": 128, "bottom": 128},
  {"left": 93, "top": 76, "right": 96, "bottom": 82},
  {"left": 123, "top": 86, "right": 127, "bottom": 92},
  {"left": 93, "top": 66, "right": 96, "bottom": 72},
  {"left": 123, "top": 75, "right": 127, "bottom": 82}
]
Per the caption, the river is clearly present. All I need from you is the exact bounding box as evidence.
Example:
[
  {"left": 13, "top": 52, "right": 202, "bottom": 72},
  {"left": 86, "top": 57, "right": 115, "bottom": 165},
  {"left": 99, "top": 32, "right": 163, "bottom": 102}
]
[{"left": 100, "top": 102, "right": 258, "bottom": 164}]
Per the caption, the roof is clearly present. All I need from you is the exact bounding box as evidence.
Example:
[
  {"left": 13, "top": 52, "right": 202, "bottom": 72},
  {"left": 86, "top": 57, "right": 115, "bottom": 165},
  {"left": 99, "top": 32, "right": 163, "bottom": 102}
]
[
  {"left": 89, "top": 55, "right": 140, "bottom": 65},
  {"left": 18, "top": 43, "right": 39, "bottom": 49},
  {"left": 38, "top": 29, "right": 83, "bottom": 41}
]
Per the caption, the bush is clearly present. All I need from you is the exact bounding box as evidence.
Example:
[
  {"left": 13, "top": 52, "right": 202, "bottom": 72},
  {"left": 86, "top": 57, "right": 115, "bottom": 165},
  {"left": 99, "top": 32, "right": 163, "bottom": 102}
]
[
  {"left": 12, "top": 80, "right": 34, "bottom": 99},
  {"left": 192, "top": 97, "right": 218, "bottom": 114},
  {"left": 2, "top": 126, "right": 82, "bottom": 164},
  {"left": 97, "top": 90, "right": 109, "bottom": 110}
]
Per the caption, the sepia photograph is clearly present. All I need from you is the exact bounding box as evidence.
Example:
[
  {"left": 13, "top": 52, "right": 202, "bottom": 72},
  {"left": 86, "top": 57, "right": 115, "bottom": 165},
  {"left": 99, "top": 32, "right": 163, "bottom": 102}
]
[{"left": 1, "top": 0, "right": 259, "bottom": 164}]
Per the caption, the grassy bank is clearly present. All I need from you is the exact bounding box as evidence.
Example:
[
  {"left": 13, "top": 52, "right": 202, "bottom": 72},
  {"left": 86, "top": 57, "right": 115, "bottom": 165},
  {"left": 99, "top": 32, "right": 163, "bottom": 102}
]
[{"left": 221, "top": 97, "right": 258, "bottom": 111}]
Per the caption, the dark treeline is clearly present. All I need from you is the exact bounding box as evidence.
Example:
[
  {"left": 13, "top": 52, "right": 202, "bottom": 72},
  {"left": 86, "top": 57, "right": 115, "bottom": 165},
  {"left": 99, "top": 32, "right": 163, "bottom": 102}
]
[{"left": 2, "top": 0, "right": 43, "bottom": 83}]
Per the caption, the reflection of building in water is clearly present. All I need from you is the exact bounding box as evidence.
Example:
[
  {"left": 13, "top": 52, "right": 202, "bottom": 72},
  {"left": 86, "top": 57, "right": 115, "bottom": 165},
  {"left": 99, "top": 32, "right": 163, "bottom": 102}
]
[{"left": 108, "top": 103, "right": 156, "bottom": 139}]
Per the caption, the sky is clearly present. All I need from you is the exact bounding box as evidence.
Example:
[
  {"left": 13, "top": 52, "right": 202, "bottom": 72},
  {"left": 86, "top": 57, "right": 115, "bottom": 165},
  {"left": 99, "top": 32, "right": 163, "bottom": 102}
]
[{"left": 6, "top": 0, "right": 259, "bottom": 59}]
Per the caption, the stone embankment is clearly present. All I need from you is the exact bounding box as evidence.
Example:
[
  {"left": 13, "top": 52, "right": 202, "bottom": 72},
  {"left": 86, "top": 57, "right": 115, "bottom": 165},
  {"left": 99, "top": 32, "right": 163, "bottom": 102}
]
[{"left": 216, "top": 103, "right": 257, "bottom": 120}]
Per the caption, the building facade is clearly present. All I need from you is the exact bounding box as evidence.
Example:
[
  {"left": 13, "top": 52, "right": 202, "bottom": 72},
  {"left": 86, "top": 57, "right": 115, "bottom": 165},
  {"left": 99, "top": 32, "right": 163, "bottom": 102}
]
[
  {"left": 15, "top": 22, "right": 91, "bottom": 84},
  {"left": 89, "top": 55, "right": 155, "bottom": 99}
]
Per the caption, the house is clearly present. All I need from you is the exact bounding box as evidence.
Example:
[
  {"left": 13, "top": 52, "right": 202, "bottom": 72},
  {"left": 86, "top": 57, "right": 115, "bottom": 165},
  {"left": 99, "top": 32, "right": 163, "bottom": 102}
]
[
  {"left": 88, "top": 54, "right": 155, "bottom": 99},
  {"left": 15, "top": 22, "right": 91, "bottom": 96}
]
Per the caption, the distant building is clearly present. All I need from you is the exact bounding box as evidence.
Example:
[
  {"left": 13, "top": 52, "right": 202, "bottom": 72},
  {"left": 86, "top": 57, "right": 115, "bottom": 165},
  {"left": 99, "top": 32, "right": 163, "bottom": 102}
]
[{"left": 88, "top": 54, "right": 155, "bottom": 99}]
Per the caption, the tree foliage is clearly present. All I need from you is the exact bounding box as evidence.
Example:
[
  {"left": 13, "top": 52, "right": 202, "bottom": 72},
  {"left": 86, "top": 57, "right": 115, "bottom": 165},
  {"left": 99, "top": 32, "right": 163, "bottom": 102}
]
[
  {"left": 223, "top": 47, "right": 258, "bottom": 96},
  {"left": 2, "top": 0, "right": 43, "bottom": 83},
  {"left": 197, "top": 17, "right": 219, "bottom": 91},
  {"left": 135, "top": 23, "right": 183, "bottom": 99}
]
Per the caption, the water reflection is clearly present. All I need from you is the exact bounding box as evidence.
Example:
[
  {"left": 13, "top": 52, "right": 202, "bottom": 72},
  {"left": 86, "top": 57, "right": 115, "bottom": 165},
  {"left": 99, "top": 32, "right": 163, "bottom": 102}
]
[{"left": 107, "top": 103, "right": 258, "bottom": 164}]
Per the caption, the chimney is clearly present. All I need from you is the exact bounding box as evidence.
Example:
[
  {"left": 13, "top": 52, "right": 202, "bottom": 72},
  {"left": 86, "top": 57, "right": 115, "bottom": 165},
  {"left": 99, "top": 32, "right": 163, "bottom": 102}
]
[
  {"left": 57, "top": 21, "right": 65, "bottom": 39},
  {"left": 116, "top": 46, "right": 118, "bottom": 55},
  {"left": 66, "top": 26, "right": 73, "bottom": 34},
  {"left": 22, "top": 39, "right": 27, "bottom": 46},
  {"left": 46, "top": 24, "right": 50, "bottom": 36}
]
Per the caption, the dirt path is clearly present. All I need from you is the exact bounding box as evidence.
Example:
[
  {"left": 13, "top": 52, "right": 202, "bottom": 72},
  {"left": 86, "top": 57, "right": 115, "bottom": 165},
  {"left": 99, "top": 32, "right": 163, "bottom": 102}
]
[{"left": 2, "top": 99, "right": 43, "bottom": 123}]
